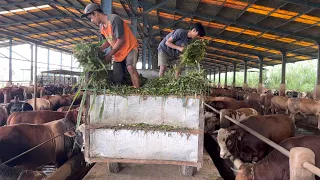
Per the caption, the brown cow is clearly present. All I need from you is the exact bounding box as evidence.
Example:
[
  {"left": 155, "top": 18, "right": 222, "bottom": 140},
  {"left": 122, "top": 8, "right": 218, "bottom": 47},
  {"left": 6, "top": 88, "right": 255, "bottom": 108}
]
[
  {"left": 25, "top": 98, "right": 52, "bottom": 110},
  {"left": 7, "top": 110, "right": 80, "bottom": 125},
  {"left": 287, "top": 98, "right": 320, "bottom": 128},
  {"left": 220, "top": 108, "right": 260, "bottom": 126},
  {"left": 0, "top": 118, "right": 79, "bottom": 169},
  {"left": 42, "top": 95, "right": 74, "bottom": 111},
  {"left": 205, "top": 97, "right": 263, "bottom": 114},
  {"left": 217, "top": 114, "right": 295, "bottom": 163},
  {"left": 0, "top": 106, "right": 8, "bottom": 126},
  {"left": 57, "top": 105, "right": 80, "bottom": 112},
  {"left": 263, "top": 94, "right": 274, "bottom": 115},
  {"left": 270, "top": 96, "right": 288, "bottom": 114},
  {"left": 235, "top": 135, "right": 320, "bottom": 180},
  {"left": 0, "top": 164, "right": 46, "bottom": 180}
]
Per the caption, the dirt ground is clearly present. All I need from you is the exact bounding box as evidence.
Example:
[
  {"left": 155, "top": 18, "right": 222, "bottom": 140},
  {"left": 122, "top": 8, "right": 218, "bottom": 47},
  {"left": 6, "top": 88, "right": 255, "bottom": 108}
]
[{"left": 83, "top": 152, "right": 223, "bottom": 180}]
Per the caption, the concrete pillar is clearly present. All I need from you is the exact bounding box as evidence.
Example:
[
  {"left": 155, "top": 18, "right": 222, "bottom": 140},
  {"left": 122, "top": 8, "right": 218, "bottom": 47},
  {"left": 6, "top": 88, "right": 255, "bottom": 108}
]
[
  {"left": 224, "top": 66, "right": 227, "bottom": 88},
  {"left": 314, "top": 43, "right": 320, "bottom": 100},
  {"left": 289, "top": 147, "right": 315, "bottom": 180},
  {"left": 218, "top": 68, "right": 221, "bottom": 88},
  {"left": 30, "top": 44, "right": 34, "bottom": 85},
  {"left": 9, "top": 37, "right": 12, "bottom": 83},
  {"left": 243, "top": 60, "right": 248, "bottom": 90},
  {"left": 258, "top": 57, "right": 263, "bottom": 93},
  {"left": 280, "top": 51, "right": 286, "bottom": 96},
  {"left": 232, "top": 63, "right": 236, "bottom": 88},
  {"left": 148, "top": 46, "right": 153, "bottom": 69},
  {"left": 142, "top": 15, "right": 148, "bottom": 69}
]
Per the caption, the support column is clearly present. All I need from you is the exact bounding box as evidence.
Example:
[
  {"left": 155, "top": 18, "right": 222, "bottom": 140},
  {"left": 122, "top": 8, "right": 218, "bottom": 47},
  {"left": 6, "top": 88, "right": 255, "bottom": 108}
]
[
  {"left": 60, "top": 52, "right": 63, "bottom": 84},
  {"left": 34, "top": 44, "right": 38, "bottom": 110},
  {"left": 47, "top": 49, "right": 50, "bottom": 83},
  {"left": 101, "top": 0, "right": 113, "bottom": 55},
  {"left": 218, "top": 68, "right": 221, "bottom": 88},
  {"left": 131, "top": 0, "right": 138, "bottom": 36},
  {"left": 142, "top": 15, "right": 148, "bottom": 69},
  {"left": 258, "top": 56, "right": 263, "bottom": 93},
  {"left": 280, "top": 51, "right": 286, "bottom": 96},
  {"left": 9, "top": 37, "right": 12, "bottom": 84},
  {"left": 243, "top": 60, "right": 248, "bottom": 90},
  {"left": 224, "top": 66, "right": 228, "bottom": 88},
  {"left": 213, "top": 70, "right": 216, "bottom": 87},
  {"left": 148, "top": 47, "right": 153, "bottom": 69},
  {"left": 314, "top": 43, "right": 320, "bottom": 100},
  {"left": 232, "top": 63, "right": 236, "bottom": 89},
  {"left": 30, "top": 44, "right": 34, "bottom": 85}
]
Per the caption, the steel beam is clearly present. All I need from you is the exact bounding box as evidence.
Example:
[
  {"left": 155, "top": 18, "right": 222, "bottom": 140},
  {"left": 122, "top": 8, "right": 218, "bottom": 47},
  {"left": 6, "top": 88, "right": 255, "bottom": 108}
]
[
  {"left": 151, "top": 15, "right": 189, "bottom": 36},
  {"left": 218, "top": 68, "right": 221, "bottom": 83},
  {"left": 9, "top": 37, "right": 12, "bottom": 83},
  {"left": 0, "top": 29, "right": 70, "bottom": 53},
  {"left": 143, "top": 0, "right": 170, "bottom": 14},
  {"left": 131, "top": 0, "right": 138, "bottom": 36},
  {"left": 318, "top": 44, "right": 320, "bottom": 85},
  {"left": 101, "top": 0, "right": 112, "bottom": 14},
  {"left": 225, "top": 66, "right": 228, "bottom": 87},
  {"left": 30, "top": 44, "right": 34, "bottom": 85},
  {"left": 139, "top": 1, "right": 315, "bottom": 41},
  {"left": 259, "top": 57, "right": 263, "bottom": 84},
  {"left": 279, "top": 0, "right": 320, "bottom": 9},
  {"left": 244, "top": 60, "right": 248, "bottom": 83},
  {"left": 233, "top": 63, "right": 236, "bottom": 85},
  {"left": 281, "top": 51, "right": 286, "bottom": 84},
  {"left": 47, "top": 48, "right": 50, "bottom": 82},
  {"left": 148, "top": 46, "right": 153, "bottom": 69},
  {"left": 213, "top": 69, "right": 216, "bottom": 83},
  {"left": 60, "top": 52, "right": 63, "bottom": 83},
  {"left": 142, "top": 15, "right": 148, "bottom": 69},
  {"left": 34, "top": 44, "right": 38, "bottom": 109}
]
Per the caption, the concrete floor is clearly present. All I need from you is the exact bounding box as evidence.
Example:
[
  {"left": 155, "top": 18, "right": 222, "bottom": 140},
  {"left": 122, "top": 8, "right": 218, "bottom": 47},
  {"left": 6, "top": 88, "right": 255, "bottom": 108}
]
[{"left": 83, "top": 152, "right": 223, "bottom": 180}]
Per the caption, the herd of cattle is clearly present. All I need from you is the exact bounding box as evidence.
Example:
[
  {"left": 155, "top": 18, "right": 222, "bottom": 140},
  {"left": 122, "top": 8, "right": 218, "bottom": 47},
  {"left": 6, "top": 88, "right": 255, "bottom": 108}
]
[
  {"left": 204, "top": 88, "right": 320, "bottom": 180},
  {"left": 0, "top": 92, "right": 84, "bottom": 180}
]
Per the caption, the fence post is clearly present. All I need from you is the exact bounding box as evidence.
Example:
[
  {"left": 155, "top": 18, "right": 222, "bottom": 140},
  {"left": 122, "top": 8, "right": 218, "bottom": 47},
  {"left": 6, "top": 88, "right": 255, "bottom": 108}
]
[{"left": 290, "top": 147, "right": 315, "bottom": 180}]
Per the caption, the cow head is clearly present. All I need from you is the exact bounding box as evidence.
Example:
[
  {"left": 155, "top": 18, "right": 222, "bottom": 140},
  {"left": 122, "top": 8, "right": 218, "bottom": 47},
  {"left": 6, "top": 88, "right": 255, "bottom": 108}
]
[
  {"left": 217, "top": 128, "right": 243, "bottom": 159},
  {"left": 235, "top": 163, "right": 254, "bottom": 180},
  {"left": 64, "top": 124, "right": 85, "bottom": 153}
]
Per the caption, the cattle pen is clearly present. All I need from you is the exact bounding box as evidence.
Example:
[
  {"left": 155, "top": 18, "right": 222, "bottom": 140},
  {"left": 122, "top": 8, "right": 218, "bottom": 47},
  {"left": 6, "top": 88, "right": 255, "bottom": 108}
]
[
  {"left": 204, "top": 102, "right": 320, "bottom": 179},
  {"left": 1, "top": 0, "right": 320, "bottom": 180}
]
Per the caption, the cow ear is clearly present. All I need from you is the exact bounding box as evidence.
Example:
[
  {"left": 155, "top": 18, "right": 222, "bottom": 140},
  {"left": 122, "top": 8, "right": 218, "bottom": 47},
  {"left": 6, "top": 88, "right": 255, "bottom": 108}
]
[
  {"left": 238, "top": 131, "right": 244, "bottom": 141},
  {"left": 64, "top": 131, "right": 76, "bottom": 137}
]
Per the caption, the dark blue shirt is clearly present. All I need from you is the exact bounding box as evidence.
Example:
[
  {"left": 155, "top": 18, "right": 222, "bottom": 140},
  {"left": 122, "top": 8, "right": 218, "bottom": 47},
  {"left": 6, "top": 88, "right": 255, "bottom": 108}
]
[{"left": 158, "top": 29, "right": 191, "bottom": 58}]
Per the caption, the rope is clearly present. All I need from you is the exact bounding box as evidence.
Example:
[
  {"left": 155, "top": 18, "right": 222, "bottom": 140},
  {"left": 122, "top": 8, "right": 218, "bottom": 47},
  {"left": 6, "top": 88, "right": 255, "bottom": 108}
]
[{"left": 203, "top": 102, "right": 320, "bottom": 177}]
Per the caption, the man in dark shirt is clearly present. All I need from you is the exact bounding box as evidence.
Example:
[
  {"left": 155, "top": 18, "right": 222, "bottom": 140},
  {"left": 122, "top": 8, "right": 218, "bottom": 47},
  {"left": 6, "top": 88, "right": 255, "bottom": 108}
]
[{"left": 158, "top": 23, "right": 205, "bottom": 77}]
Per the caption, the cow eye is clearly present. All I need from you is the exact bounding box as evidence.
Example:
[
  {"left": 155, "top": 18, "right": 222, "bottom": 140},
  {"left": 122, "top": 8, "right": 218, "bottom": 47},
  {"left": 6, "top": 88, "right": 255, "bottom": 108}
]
[{"left": 227, "top": 140, "right": 232, "bottom": 146}]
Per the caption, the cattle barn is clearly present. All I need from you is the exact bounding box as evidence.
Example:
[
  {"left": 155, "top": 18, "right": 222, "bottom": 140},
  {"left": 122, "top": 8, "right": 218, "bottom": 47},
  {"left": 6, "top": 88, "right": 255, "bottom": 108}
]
[{"left": 0, "top": 0, "right": 320, "bottom": 180}]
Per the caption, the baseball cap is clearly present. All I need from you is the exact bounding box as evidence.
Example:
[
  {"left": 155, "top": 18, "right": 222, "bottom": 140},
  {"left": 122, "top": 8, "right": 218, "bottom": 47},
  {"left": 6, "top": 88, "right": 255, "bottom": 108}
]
[{"left": 81, "top": 3, "right": 102, "bottom": 18}]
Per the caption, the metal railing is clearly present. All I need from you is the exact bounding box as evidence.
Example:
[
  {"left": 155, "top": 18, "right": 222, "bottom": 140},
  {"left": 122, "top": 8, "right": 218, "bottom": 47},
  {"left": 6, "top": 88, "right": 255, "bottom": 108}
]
[{"left": 204, "top": 102, "right": 320, "bottom": 178}]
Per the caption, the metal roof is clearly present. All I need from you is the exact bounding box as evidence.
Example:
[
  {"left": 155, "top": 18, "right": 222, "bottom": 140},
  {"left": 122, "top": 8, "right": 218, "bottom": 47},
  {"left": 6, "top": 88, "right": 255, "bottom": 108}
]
[{"left": 0, "top": 0, "right": 319, "bottom": 72}]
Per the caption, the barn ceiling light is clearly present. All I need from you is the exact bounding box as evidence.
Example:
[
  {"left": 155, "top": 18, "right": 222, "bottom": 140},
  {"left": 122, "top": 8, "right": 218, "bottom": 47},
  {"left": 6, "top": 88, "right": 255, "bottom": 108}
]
[{"left": 0, "top": 5, "right": 50, "bottom": 15}]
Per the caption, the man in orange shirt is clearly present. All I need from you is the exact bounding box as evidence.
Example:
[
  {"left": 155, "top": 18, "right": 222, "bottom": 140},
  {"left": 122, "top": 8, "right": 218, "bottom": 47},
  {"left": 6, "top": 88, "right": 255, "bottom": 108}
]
[{"left": 81, "top": 3, "right": 140, "bottom": 88}]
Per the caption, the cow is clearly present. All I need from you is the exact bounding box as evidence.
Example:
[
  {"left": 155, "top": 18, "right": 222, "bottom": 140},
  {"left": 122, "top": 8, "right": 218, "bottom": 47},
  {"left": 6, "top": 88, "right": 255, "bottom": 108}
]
[
  {"left": 25, "top": 98, "right": 52, "bottom": 111},
  {"left": 42, "top": 95, "right": 77, "bottom": 111},
  {"left": 0, "top": 118, "right": 80, "bottom": 169},
  {"left": 57, "top": 105, "right": 80, "bottom": 112},
  {"left": 0, "top": 164, "right": 46, "bottom": 180},
  {"left": 7, "top": 110, "right": 81, "bottom": 125},
  {"left": 235, "top": 135, "right": 320, "bottom": 180},
  {"left": 204, "top": 111, "right": 219, "bottom": 134},
  {"left": 0, "top": 106, "right": 8, "bottom": 126},
  {"left": 220, "top": 108, "right": 260, "bottom": 127},
  {"left": 287, "top": 98, "right": 320, "bottom": 128},
  {"left": 205, "top": 97, "right": 263, "bottom": 114},
  {"left": 217, "top": 114, "right": 295, "bottom": 163},
  {"left": 263, "top": 94, "right": 274, "bottom": 115},
  {"left": 270, "top": 96, "right": 288, "bottom": 114},
  {"left": 6, "top": 96, "right": 33, "bottom": 115}
]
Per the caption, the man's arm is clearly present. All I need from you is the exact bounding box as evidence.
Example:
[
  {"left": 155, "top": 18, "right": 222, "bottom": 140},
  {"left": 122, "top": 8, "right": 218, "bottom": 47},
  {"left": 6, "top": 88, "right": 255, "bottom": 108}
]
[
  {"left": 165, "top": 36, "right": 184, "bottom": 52},
  {"left": 99, "top": 40, "right": 110, "bottom": 51},
  {"left": 109, "top": 37, "right": 125, "bottom": 55}
]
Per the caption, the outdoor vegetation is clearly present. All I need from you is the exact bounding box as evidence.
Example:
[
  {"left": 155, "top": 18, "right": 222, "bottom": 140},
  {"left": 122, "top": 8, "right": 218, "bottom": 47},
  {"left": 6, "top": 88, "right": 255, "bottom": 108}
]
[{"left": 209, "top": 59, "right": 317, "bottom": 92}]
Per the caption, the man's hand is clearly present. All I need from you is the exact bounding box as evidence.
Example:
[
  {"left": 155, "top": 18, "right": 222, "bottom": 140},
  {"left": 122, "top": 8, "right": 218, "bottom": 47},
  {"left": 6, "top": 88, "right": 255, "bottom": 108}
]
[
  {"left": 177, "top": 46, "right": 184, "bottom": 52},
  {"left": 104, "top": 54, "right": 112, "bottom": 63}
]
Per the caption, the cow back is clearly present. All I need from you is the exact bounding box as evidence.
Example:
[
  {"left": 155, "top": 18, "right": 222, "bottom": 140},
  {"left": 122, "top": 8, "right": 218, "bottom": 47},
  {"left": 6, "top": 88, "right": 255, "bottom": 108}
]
[{"left": 7, "top": 111, "right": 67, "bottom": 125}]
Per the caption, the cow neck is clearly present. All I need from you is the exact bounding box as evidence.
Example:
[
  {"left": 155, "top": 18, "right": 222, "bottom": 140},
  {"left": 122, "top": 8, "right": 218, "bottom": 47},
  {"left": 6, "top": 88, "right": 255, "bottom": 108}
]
[{"left": 44, "top": 124, "right": 57, "bottom": 162}]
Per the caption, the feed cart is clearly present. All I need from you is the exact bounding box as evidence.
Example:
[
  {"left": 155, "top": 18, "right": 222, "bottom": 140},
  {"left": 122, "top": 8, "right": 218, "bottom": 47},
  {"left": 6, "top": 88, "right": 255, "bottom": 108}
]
[{"left": 84, "top": 94, "right": 204, "bottom": 176}]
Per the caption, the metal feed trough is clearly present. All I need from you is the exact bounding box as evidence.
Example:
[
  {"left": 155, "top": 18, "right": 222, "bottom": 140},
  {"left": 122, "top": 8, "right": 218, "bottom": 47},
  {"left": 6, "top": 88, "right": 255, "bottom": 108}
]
[{"left": 84, "top": 94, "right": 204, "bottom": 176}]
